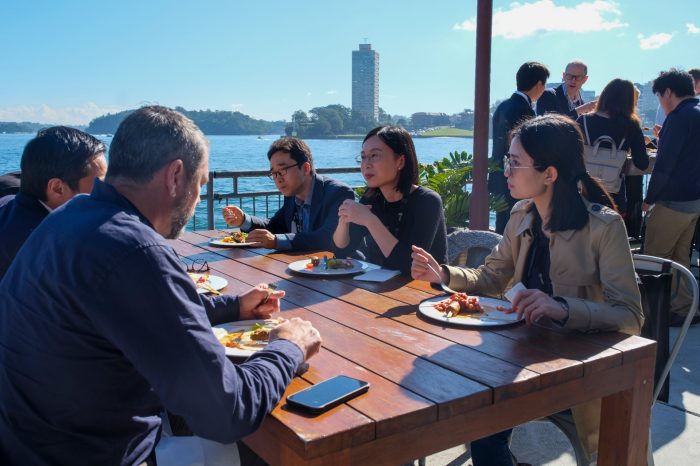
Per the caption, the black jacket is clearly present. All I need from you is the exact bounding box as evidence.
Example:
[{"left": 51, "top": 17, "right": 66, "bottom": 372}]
[
  {"left": 489, "top": 92, "right": 535, "bottom": 195},
  {"left": 245, "top": 174, "right": 354, "bottom": 250},
  {"left": 536, "top": 84, "right": 581, "bottom": 119},
  {"left": 0, "top": 192, "right": 49, "bottom": 279}
]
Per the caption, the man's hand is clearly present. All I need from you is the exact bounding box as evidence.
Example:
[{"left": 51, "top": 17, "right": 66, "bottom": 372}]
[
  {"left": 338, "top": 199, "right": 375, "bottom": 227},
  {"left": 653, "top": 124, "right": 662, "bottom": 138},
  {"left": 247, "top": 229, "right": 277, "bottom": 248},
  {"left": 239, "top": 283, "right": 285, "bottom": 321},
  {"left": 270, "top": 317, "right": 322, "bottom": 361},
  {"left": 576, "top": 100, "right": 596, "bottom": 116},
  {"left": 222, "top": 206, "right": 245, "bottom": 227}
]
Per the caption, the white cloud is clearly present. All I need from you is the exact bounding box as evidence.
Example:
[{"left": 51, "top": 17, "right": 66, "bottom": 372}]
[
  {"left": 453, "top": 0, "right": 627, "bottom": 39},
  {"left": 231, "top": 103, "right": 244, "bottom": 111},
  {"left": 687, "top": 23, "right": 700, "bottom": 34},
  {"left": 0, "top": 103, "right": 124, "bottom": 125},
  {"left": 637, "top": 32, "right": 673, "bottom": 50},
  {"left": 326, "top": 90, "right": 337, "bottom": 95}
]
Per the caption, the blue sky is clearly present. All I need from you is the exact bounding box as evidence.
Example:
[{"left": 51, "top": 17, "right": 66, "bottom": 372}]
[{"left": 0, "top": 0, "right": 698, "bottom": 124}]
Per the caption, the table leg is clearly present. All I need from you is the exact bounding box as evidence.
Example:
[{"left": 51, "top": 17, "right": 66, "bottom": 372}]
[{"left": 597, "top": 356, "right": 655, "bottom": 466}]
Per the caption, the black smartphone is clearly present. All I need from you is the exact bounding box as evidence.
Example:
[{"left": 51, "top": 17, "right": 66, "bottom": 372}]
[{"left": 286, "top": 375, "right": 370, "bottom": 414}]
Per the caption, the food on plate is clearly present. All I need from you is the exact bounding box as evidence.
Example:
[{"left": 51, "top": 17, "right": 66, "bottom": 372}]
[
  {"left": 220, "top": 231, "right": 249, "bottom": 244},
  {"left": 304, "top": 255, "right": 354, "bottom": 270},
  {"left": 213, "top": 320, "right": 280, "bottom": 351},
  {"left": 434, "top": 293, "right": 483, "bottom": 317},
  {"left": 325, "top": 256, "right": 353, "bottom": 269},
  {"left": 188, "top": 271, "right": 209, "bottom": 285},
  {"left": 187, "top": 272, "right": 222, "bottom": 294}
]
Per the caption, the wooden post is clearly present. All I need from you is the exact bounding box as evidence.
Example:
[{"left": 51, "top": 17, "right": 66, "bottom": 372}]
[
  {"left": 469, "top": 0, "right": 492, "bottom": 231},
  {"left": 206, "top": 173, "right": 215, "bottom": 230}
]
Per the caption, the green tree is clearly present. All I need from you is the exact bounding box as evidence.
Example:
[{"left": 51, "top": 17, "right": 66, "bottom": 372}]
[{"left": 420, "top": 150, "right": 508, "bottom": 228}]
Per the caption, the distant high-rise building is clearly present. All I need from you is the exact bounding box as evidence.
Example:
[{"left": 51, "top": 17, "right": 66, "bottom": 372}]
[{"left": 352, "top": 43, "right": 379, "bottom": 121}]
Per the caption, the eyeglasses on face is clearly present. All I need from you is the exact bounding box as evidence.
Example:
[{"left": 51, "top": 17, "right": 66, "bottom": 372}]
[
  {"left": 564, "top": 73, "right": 586, "bottom": 81},
  {"left": 268, "top": 162, "right": 300, "bottom": 180},
  {"left": 503, "top": 154, "right": 543, "bottom": 173},
  {"left": 355, "top": 152, "right": 386, "bottom": 165}
]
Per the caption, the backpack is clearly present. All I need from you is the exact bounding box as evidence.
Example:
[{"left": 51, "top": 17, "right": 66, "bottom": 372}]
[{"left": 582, "top": 115, "right": 629, "bottom": 194}]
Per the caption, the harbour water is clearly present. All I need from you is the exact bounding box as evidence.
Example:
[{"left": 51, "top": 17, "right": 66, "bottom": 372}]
[{"left": 0, "top": 133, "right": 493, "bottom": 230}]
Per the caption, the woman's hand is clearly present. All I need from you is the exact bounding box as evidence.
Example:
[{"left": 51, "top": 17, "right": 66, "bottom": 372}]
[
  {"left": 338, "top": 199, "right": 375, "bottom": 227},
  {"left": 411, "top": 245, "right": 445, "bottom": 284},
  {"left": 238, "top": 283, "right": 285, "bottom": 321},
  {"left": 506, "top": 289, "right": 568, "bottom": 324}
]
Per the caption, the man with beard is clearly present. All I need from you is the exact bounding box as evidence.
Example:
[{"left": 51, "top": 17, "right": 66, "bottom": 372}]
[{"left": 0, "top": 106, "right": 321, "bottom": 465}]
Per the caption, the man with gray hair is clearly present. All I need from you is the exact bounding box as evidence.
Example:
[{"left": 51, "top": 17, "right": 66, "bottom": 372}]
[
  {"left": 536, "top": 60, "right": 596, "bottom": 119},
  {"left": 0, "top": 106, "right": 321, "bottom": 465}
]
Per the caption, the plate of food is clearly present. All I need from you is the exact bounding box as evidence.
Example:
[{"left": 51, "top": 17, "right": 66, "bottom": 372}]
[
  {"left": 418, "top": 293, "right": 523, "bottom": 327},
  {"left": 188, "top": 272, "right": 228, "bottom": 295},
  {"left": 288, "top": 256, "right": 369, "bottom": 276},
  {"left": 209, "top": 231, "right": 259, "bottom": 247},
  {"left": 211, "top": 319, "right": 280, "bottom": 357}
]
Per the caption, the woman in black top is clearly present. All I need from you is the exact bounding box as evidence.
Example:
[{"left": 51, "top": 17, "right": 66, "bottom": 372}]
[
  {"left": 333, "top": 125, "right": 447, "bottom": 274},
  {"left": 576, "top": 78, "right": 649, "bottom": 214}
]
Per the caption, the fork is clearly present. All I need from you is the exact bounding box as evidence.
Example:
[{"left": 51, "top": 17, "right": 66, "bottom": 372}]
[{"left": 425, "top": 262, "right": 460, "bottom": 294}]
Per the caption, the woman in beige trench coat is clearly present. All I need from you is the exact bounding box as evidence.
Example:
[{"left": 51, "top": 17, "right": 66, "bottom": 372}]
[{"left": 412, "top": 114, "right": 644, "bottom": 466}]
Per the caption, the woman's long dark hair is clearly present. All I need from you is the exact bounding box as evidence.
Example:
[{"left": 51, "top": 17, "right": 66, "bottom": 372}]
[
  {"left": 511, "top": 114, "right": 616, "bottom": 232},
  {"left": 363, "top": 125, "right": 419, "bottom": 198},
  {"left": 594, "top": 78, "right": 642, "bottom": 133}
]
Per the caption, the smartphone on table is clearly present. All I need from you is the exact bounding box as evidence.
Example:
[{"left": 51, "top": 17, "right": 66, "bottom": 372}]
[{"left": 286, "top": 375, "right": 370, "bottom": 414}]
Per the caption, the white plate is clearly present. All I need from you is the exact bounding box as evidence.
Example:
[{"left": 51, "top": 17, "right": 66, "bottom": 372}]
[
  {"left": 189, "top": 273, "right": 228, "bottom": 295},
  {"left": 288, "top": 258, "right": 369, "bottom": 276},
  {"left": 209, "top": 237, "right": 260, "bottom": 247},
  {"left": 418, "top": 294, "right": 523, "bottom": 327},
  {"left": 212, "top": 319, "right": 279, "bottom": 358}
]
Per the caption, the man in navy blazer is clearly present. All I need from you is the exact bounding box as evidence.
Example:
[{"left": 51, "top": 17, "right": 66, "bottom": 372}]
[
  {"left": 536, "top": 60, "right": 596, "bottom": 119},
  {"left": 489, "top": 62, "right": 549, "bottom": 233},
  {"left": 0, "top": 127, "right": 106, "bottom": 279},
  {"left": 223, "top": 137, "right": 354, "bottom": 251}
]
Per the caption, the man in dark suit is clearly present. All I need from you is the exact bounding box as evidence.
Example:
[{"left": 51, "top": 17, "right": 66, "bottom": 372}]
[
  {"left": 490, "top": 61, "right": 550, "bottom": 233},
  {"left": 536, "top": 60, "right": 596, "bottom": 119},
  {"left": 223, "top": 137, "right": 354, "bottom": 250},
  {"left": 0, "top": 127, "right": 106, "bottom": 279}
]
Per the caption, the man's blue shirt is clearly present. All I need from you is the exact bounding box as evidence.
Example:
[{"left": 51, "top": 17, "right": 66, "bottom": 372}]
[{"left": 0, "top": 180, "right": 303, "bottom": 465}]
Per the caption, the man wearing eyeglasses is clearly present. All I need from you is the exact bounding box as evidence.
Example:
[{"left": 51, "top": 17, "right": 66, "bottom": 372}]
[
  {"left": 223, "top": 137, "right": 354, "bottom": 250},
  {"left": 536, "top": 60, "right": 596, "bottom": 119}
]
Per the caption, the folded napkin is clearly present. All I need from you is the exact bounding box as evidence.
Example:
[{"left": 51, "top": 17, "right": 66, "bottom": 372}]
[{"left": 353, "top": 268, "right": 400, "bottom": 282}]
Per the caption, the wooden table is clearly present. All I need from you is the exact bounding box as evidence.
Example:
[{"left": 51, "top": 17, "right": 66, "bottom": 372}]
[{"left": 171, "top": 230, "right": 656, "bottom": 466}]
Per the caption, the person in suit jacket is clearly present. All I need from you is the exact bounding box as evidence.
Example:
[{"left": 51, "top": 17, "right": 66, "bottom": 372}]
[
  {"left": 0, "top": 127, "right": 106, "bottom": 279},
  {"left": 223, "top": 137, "right": 354, "bottom": 251},
  {"left": 536, "top": 60, "right": 596, "bottom": 119},
  {"left": 490, "top": 61, "right": 550, "bottom": 234}
]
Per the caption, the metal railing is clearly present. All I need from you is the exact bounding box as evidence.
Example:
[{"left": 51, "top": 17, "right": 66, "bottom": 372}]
[{"left": 196, "top": 167, "right": 362, "bottom": 230}]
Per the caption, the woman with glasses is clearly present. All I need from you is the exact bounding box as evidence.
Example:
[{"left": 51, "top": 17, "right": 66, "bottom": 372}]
[
  {"left": 332, "top": 125, "right": 447, "bottom": 275},
  {"left": 411, "top": 114, "right": 643, "bottom": 465},
  {"left": 576, "top": 78, "right": 650, "bottom": 215}
]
